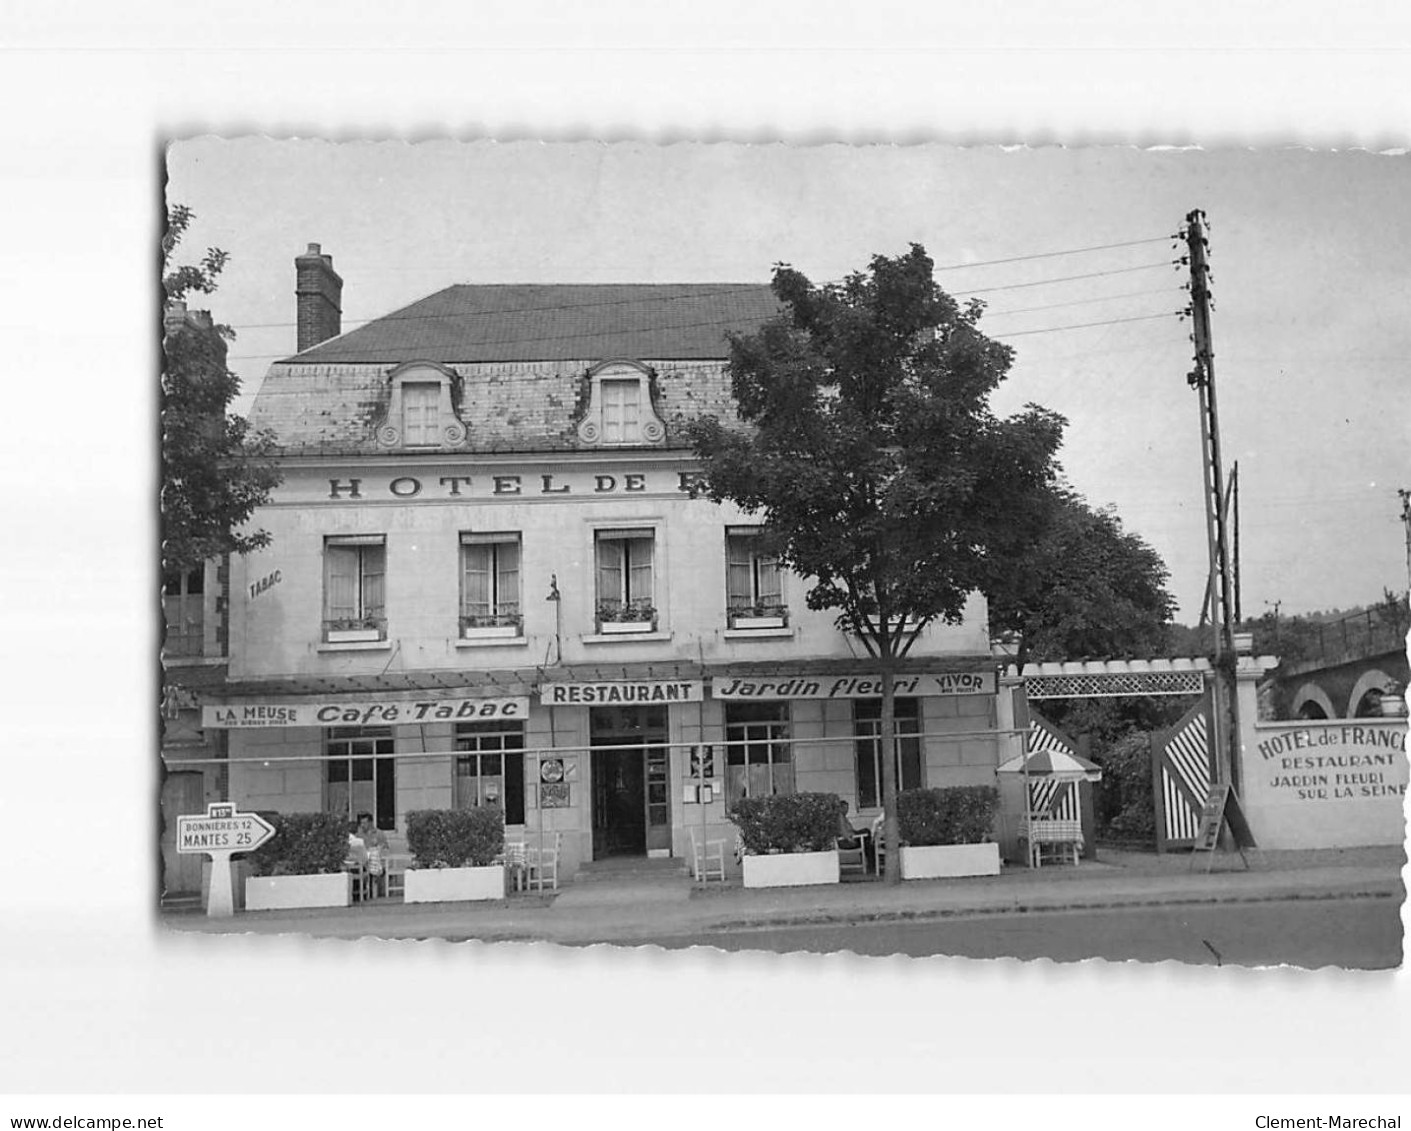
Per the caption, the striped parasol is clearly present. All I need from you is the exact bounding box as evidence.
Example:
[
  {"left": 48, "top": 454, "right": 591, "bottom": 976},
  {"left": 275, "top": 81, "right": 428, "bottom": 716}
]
[{"left": 997, "top": 746, "right": 1103, "bottom": 781}]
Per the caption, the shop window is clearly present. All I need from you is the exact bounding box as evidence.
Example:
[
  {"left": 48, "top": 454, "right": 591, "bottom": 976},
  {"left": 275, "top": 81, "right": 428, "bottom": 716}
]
[
  {"left": 854, "top": 698, "right": 923, "bottom": 810},
  {"left": 460, "top": 533, "right": 522, "bottom": 635},
  {"left": 324, "top": 535, "right": 386, "bottom": 641},
  {"left": 595, "top": 529, "right": 656, "bottom": 630},
  {"left": 725, "top": 528, "right": 786, "bottom": 627},
  {"left": 455, "top": 721, "right": 526, "bottom": 825},
  {"left": 325, "top": 726, "right": 396, "bottom": 831},
  {"left": 162, "top": 566, "right": 205, "bottom": 657},
  {"left": 724, "top": 702, "right": 794, "bottom": 806}
]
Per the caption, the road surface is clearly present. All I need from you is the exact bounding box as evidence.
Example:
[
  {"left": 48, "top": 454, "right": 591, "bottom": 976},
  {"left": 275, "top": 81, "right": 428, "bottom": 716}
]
[{"left": 621, "top": 896, "right": 1403, "bottom": 968}]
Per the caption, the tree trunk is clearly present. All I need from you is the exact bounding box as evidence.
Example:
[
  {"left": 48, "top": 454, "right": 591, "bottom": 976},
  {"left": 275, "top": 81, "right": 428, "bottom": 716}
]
[{"left": 880, "top": 660, "right": 901, "bottom": 885}]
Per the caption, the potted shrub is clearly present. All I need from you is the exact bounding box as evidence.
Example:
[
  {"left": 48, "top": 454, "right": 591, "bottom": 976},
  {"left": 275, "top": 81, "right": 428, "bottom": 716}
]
[
  {"left": 731, "top": 792, "right": 842, "bottom": 888},
  {"left": 244, "top": 811, "right": 352, "bottom": 910},
  {"left": 403, "top": 807, "right": 507, "bottom": 903},
  {"left": 596, "top": 598, "right": 657, "bottom": 634},
  {"left": 728, "top": 602, "right": 789, "bottom": 630},
  {"left": 895, "top": 786, "right": 1002, "bottom": 879}
]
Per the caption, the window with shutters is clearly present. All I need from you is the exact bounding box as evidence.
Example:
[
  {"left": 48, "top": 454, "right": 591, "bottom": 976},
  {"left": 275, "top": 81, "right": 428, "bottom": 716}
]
[
  {"left": 162, "top": 566, "right": 206, "bottom": 657},
  {"left": 575, "top": 360, "right": 666, "bottom": 447},
  {"left": 323, "top": 536, "right": 387, "bottom": 642},
  {"left": 595, "top": 529, "right": 656, "bottom": 630},
  {"left": 725, "top": 528, "right": 786, "bottom": 628},
  {"left": 600, "top": 378, "right": 642, "bottom": 444},
  {"left": 401, "top": 381, "right": 440, "bottom": 446},
  {"left": 376, "top": 361, "right": 467, "bottom": 450},
  {"left": 854, "top": 698, "right": 924, "bottom": 810},
  {"left": 460, "top": 533, "right": 522, "bottom": 637}
]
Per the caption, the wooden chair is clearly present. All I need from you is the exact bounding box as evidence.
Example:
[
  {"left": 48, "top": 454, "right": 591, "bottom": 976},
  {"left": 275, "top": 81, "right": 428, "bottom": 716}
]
[
  {"left": 525, "top": 832, "right": 562, "bottom": 892},
  {"left": 365, "top": 845, "right": 388, "bottom": 898},
  {"left": 870, "top": 812, "right": 887, "bottom": 875},
  {"left": 1024, "top": 817, "right": 1083, "bottom": 868},
  {"left": 836, "top": 832, "right": 867, "bottom": 877},
  {"left": 688, "top": 825, "right": 727, "bottom": 882},
  {"left": 501, "top": 841, "right": 528, "bottom": 892}
]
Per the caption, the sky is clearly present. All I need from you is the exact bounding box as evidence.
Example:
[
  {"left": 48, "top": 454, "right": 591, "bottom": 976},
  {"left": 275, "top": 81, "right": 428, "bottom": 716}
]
[{"left": 169, "top": 140, "right": 1411, "bottom": 625}]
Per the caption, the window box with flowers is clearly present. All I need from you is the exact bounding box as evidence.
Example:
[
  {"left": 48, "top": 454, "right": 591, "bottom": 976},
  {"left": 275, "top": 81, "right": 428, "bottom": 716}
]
[
  {"left": 460, "top": 610, "right": 523, "bottom": 641},
  {"left": 728, "top": 602, "right": 789, "bottom": 631},
  {"left": 596, "top": 599, "right": 658, "bottom": 634},
  {"left": 324, "top": 616, "right": 387, "bottom": 644}
]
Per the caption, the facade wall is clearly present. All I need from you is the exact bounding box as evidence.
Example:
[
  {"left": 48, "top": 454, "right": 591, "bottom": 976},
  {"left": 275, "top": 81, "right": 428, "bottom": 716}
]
[{"left": 216, "top": 346, "right": 1007, "bottom": 878}]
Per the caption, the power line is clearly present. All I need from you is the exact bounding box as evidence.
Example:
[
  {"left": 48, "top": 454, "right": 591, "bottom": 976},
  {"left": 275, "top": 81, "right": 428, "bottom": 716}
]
[
  {"left": 982, "top": 286, "right": 1180, "bottom": 318},
  {"left": 990, "top": 311, "right": 1180, "bottom": 339},
  {"left": 932, "top": 235, "right": 1173, "bottom": 271},
  {"left": 954, "top": 261, "right": 1177, "bottom": 296},
  {"left": 228, "top": 306, "right": 1182, "bottom": 367}
]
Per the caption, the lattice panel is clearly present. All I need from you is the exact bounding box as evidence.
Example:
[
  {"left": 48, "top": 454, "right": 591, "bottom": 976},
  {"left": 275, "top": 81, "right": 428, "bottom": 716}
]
[{"left": 1024, "top": 670, "right": 1206, "bottom": 699}]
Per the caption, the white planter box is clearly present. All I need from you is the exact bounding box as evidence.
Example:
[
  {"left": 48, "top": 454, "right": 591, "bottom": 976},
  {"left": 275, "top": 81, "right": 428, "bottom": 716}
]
[
  {"left": 327, "top": 628, "right": 382, "bottom": 643},
  {"left": 742, "top": 850, "right": 841, "bottom": 889},
  {"left": 731, "top": 616, "right": 786, "bottom": 629},
  {"left": 403, "top": 864, "right": 506, "bottom": 904},
  {"left": 599, "top": 620, "right": 654, "bottom": 634},
  {"left": 245, "top": 872, "right": 351, "bottom": 911},
  {"left": 900, "top": 842, "right": 1001, "bottom": 880},
  {"left": 461, "top": 624, "right": 520, "bottom": 640}
]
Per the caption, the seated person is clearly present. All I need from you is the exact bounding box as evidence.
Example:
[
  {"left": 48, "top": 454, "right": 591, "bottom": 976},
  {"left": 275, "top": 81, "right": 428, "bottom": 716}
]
[
  {"left": 836, "top": 800, "right": 865, "bottom": 849},
  {"left": 356, "top": 812, "right": 389, "bottom": 852}
]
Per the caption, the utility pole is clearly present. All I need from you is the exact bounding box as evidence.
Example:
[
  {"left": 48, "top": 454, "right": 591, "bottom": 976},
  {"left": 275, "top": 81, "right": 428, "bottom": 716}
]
[
  {"left": 1183, "top": 209, "right": 1240, "bottom": 796},
  {"left": 1231, "top": 461, "right": 1241, "bottom": 624},
  {"left": 1399, "top": 489, "right": 1411, "bottom": 593}
]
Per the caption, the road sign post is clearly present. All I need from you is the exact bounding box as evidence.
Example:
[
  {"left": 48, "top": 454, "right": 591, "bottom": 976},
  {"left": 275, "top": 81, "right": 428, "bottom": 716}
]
[{"left": 176, "top": 802, "right": 276, "bottom": 918}]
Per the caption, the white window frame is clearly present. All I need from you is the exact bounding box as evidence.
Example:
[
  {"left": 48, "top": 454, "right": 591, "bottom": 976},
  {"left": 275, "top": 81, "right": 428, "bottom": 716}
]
[
  {"left": 724, "top": 702, "right": 794, "bottom": 806},
  {"left": 324, "top": 725, "right": 395, "bottom": 830},
  {"left": 460, "top": 532, "right": 523, "bottom": 637},
  {"left": 853, "top": 698, "right": 924, "bottom": 811},
  {"left": 454, "top": 720, "right": 527, "bottom": 824},
  {"left": 594, "top": 528, "right": 656, "bottom": 631},
  {"left": 725, "top": 527, "right": 786, "bottom": 628},
  {"left": 576, "top": 359, "right": 666, "bottom": 446},
  {"left": 377, "top": 360, "right": 467, "bottom": 449},
  {"left": 324, "top": 535, "right": 387, "bottom": 642}
]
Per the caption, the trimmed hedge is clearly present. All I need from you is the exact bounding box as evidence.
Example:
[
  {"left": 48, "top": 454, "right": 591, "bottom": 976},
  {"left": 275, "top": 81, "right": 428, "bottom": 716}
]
[
  {"left": 406, "top": 807, "right": 505, "bottom": 869},
  {"left": 896, "top": 786, "right": 998, "bottom": 846},
  {"left": 244, "top": 811, "right": 348, "bottom": 876},
  {"left": 730, "top": 792, "right": 843, "bottom": 855}
]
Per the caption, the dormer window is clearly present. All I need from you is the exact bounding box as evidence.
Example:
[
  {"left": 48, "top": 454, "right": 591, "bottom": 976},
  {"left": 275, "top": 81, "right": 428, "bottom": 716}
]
[
  {"left": 377, "top": 361, "right": 467, "bottom": 449},
  {"left": 576, "top": 360, "right": 666, "bottom": 447}
]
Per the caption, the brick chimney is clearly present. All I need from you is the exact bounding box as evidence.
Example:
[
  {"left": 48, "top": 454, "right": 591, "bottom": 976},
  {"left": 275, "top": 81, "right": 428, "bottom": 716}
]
[{"left": 295, "top": 242, "right": 343, "bottom": 352}]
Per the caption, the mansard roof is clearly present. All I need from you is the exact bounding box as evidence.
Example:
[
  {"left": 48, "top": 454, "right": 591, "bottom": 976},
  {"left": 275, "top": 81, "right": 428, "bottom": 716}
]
[
  {"left": 251, "top": 283, "right": 781, "bottom": 456},
  {"left": 285, "top": 283, "right": 780, "bottom": 365}
]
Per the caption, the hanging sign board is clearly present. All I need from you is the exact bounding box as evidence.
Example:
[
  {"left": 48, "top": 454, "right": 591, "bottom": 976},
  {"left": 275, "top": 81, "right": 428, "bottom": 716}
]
[
  {"left": 539, "top": 680, "right": 704, "bottom": 705},
  {"left": 203, "top": 696, "right": 529, "bottom": 728},
  {"left": 711, "top": 671, "right": 996, "bottom": 700}
]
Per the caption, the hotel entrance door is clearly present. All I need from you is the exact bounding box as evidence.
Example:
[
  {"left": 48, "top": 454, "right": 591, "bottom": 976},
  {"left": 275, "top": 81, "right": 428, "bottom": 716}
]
[{"left": 590, "top": 705, "right": 670, "bottom": 859}]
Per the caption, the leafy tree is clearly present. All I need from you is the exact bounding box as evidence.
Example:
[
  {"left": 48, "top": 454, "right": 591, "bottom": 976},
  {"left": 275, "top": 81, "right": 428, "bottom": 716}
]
[
  {"left": 161, "top": 205, "right": 281, "bottom": 572},
  {"left": 687, "top": 244, "right": 1065, "bottom": 884},
  {"left": 986, "top": 488, "right": 1177, "bottom": 671}
]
